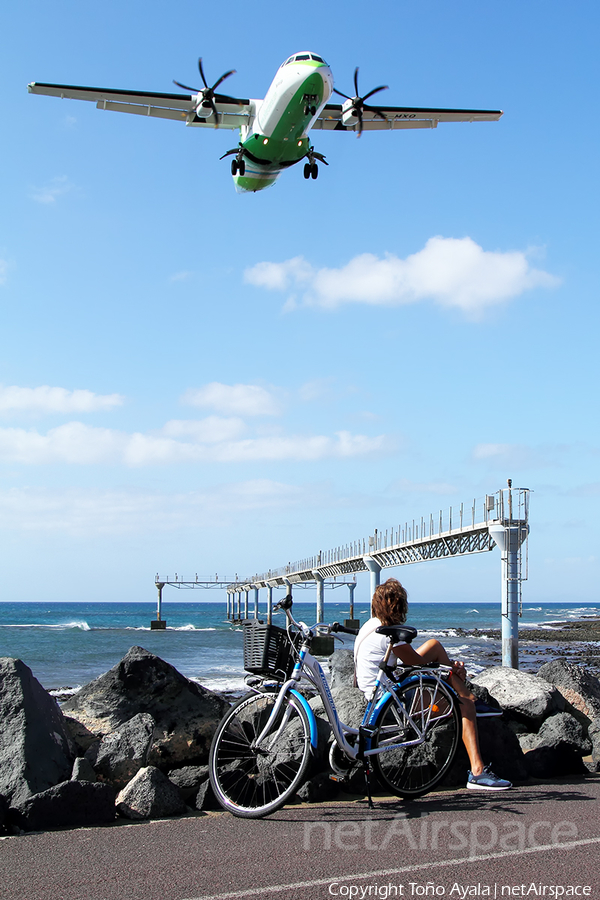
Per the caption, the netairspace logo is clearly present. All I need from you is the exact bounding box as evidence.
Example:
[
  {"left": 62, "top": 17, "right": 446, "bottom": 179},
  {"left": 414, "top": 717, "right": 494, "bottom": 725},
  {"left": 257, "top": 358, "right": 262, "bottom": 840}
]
[{"left": 305, "top": 815, "right": 577, "bottom": 857}]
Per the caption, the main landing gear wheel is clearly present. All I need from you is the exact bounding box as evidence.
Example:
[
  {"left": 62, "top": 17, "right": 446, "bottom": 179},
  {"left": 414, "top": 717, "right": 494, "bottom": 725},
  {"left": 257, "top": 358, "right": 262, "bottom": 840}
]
[
  {"left": 231, "top": 160, "right": 238, "bottom": 175},
  {"left": 304, "top": 163, "right": 311, "bottom": 179},
  {"left": 311, "top": 164, "right": 318, "bottom": 179},
  {"left": 304, "top": 163, "right": 318, "bottom": 180},
  {"left": 209, "top": 690, "right": 312, "bottom": 818},
  {"left": 371, "top": 677, "right": 462, "bottom": 798}
]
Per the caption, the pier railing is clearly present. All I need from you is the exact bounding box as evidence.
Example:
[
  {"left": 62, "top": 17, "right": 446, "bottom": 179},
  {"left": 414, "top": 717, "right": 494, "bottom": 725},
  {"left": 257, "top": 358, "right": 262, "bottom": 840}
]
[{"left": 234, "top": 487, "right": 529, "bottom": 590}]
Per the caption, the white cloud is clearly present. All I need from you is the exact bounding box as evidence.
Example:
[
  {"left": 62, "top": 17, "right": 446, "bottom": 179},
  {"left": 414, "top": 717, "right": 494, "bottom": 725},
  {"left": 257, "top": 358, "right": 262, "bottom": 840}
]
[
  {"left": 161, "top": 417, "right": 246, "bottom": 442},
  {"left": 0, "top": 480, "right": 310, "bottom": 534},
  {"left": 29, "top": 175, "right": 74, "bottom": 204},
  {"left": 244, "top": 237, "right": 560, "bottom": 315},
  {"left": 182, "top": 382, "right": 282, "bottom": 416},
  {"left": 0, "top": 385, "right": 124, "bottom": 414},
  {"left": 0, "top": 421, "right": 388, "bottom": 466}
]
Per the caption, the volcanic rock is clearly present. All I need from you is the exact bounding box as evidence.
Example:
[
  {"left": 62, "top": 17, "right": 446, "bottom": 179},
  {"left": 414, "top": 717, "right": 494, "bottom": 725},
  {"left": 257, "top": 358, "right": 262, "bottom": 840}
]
[
  {"left": 116, "top": 766, "right": 187, "bottom": 820},
  {"left": 520, "top": 712, "right": 591, "bottom": 778},
  {"left": 472, "top": 666, "right": 564, "bottom": 728},
  {"left": 0, "top": 657, "right": 74, "bottom": 805},
  {"left": 168, "top": 765, "right": 209, "bottom": 801},
  {"left": 10, "top": 780, "right": 116, "bottom": 831},
  {"left": 85, "top": 712, "right": 156, "bottom": 788},
  {"left": 71, "top": 757, "right": 97, "bottom": 782},
  {"left": 536, "top": 658, "right": 600, "bottom": 722},
  {"left": 62, "top": 646, "right": 229, "bottom": 768}
]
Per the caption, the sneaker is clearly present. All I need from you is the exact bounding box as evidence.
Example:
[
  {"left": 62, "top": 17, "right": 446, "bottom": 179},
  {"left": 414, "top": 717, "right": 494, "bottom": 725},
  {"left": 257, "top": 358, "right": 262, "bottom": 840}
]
[
  {"left": 467, "top": 765, "right": 512, "bottom": 791},
  {"left": 475, "top": 699, "right": 503, "bottom": 717}
]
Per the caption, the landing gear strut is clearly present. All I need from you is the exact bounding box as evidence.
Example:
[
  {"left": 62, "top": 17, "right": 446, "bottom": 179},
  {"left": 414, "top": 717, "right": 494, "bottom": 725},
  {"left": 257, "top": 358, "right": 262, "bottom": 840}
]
[
  {"left": 302, "top": 146, "right": 328, "bottom": 182},
  {"left": 221, "top": 143, "right": 246, "bottom": 176}
]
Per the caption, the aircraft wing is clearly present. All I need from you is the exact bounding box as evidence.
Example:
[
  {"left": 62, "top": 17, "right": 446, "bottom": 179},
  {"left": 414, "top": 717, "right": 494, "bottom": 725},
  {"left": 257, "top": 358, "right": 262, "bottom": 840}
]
[
  {"left": 27, "top": 82, "right": 251, "bottom": 129},
  {"left": 313, "top": 103, "right": 502, "bottom": 132}
]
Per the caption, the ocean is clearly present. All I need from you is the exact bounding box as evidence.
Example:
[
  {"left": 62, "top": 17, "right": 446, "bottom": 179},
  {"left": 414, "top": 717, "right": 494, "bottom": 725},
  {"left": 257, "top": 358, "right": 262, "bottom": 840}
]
[{"left": 1, "top": 599, "right": 599, "bottom": 697}]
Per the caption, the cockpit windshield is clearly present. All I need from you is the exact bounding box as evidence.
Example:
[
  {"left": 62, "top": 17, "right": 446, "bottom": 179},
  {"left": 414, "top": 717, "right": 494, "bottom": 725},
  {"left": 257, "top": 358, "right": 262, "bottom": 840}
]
[{"left": 282, "top": 53, "right": 328, "bottom": 66}]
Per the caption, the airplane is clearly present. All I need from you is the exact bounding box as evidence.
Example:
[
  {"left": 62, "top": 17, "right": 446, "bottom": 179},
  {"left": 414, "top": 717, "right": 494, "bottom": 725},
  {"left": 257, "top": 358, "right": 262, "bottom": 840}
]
[{"left": 28, "top": 52, "right": 502, "bottom": 194}]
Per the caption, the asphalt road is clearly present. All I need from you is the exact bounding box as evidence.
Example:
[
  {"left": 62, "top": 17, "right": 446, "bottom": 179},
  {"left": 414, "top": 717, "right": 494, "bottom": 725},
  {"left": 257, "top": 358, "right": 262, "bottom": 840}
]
[{"left": 2, "top": 777, "right": 599, "bottom": 900}]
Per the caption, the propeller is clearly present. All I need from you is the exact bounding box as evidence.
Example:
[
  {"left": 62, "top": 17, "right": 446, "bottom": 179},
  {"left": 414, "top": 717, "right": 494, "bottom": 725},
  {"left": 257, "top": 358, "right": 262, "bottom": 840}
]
[
  {"left": 333, "top": 67, "right": 389, "bottom": 136},
  {"left": 173, "top": 58, "right": 237, "bottom": 125}
]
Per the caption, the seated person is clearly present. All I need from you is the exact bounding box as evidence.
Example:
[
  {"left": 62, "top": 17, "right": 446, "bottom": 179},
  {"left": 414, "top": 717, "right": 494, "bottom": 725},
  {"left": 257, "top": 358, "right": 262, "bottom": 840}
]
[{"left": 354, "top": 577, "right": 511, "bottom": 792}]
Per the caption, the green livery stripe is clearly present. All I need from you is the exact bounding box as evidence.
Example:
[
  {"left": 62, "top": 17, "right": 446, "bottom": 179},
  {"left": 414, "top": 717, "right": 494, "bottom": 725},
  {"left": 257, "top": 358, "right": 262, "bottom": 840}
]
[{"left": 242, "top": 73, "right": 324, "bottom": 166}]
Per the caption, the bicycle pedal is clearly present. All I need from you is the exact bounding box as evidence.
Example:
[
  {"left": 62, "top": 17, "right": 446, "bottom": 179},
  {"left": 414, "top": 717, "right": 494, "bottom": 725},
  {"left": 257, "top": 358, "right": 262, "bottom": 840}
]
[{"left": 329, "top": 774, "right": 348, "bottom": 783}]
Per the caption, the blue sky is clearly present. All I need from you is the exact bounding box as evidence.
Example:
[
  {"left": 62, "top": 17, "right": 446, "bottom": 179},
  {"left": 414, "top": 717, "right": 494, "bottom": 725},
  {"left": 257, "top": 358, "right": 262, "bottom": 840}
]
[{"left": 1, "top": 1, "right": 599, "bottom": 606}]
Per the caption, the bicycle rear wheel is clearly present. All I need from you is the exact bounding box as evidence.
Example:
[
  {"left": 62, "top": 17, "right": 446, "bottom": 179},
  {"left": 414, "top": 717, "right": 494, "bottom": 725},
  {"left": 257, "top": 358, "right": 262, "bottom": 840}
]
[
  {"left": 209, "top": 690, "right": 312, "bottom": 818},
  {"left": 371, "top": 677, "right": 461, "bottom": 798}
]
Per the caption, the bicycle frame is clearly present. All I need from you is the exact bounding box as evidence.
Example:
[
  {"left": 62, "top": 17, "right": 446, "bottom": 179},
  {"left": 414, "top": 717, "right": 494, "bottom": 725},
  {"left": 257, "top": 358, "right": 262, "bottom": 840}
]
[{"left": 251, "top": 617, "right": 458, "bottom": 763}]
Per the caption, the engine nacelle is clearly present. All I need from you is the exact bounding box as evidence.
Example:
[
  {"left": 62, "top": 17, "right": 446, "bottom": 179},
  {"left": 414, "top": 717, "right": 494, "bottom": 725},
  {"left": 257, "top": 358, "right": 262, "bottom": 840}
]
[
  {"left": 341, "top": 98, "right": 359, "bottom": 127},
  {"left": 195, "top": 94, "right": 215, "bottom": 119}
]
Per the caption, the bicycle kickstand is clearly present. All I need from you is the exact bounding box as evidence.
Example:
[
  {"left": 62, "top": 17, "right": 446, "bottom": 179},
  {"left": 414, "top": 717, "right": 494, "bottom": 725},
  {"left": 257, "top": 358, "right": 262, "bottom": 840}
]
[
  {"left": 362, "top": 758, "right": 375, "bottom": 810},
  {"left": 358, "top": 725, "right": 376, "bottom": 810}
]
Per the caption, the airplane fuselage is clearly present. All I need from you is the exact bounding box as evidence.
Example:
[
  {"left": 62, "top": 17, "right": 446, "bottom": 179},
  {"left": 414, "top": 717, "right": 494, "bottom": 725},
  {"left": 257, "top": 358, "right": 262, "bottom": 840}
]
[{"left": 234, "top": 53, "right": 333, "bottom": 192}]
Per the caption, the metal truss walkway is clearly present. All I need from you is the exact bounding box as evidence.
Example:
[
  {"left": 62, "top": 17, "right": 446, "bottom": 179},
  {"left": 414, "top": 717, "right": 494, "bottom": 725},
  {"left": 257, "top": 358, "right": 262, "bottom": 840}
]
[{"left": 227, "top": 484, "right": 529, "bottom": 667}]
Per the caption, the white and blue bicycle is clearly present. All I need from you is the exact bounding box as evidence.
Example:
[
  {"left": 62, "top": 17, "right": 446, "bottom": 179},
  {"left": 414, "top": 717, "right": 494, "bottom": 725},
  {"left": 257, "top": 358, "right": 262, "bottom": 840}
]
[{"left": 208, "top": 595, "right": 462, "bottom": 818}]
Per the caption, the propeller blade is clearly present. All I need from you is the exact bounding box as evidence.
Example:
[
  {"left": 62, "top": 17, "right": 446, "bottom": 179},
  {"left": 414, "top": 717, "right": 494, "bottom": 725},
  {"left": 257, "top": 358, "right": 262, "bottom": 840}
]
[
  {"left": 211, "top": 69, "right": 236, "bottom": 91},
  {"left": 362, "top": 84, "right": 389, "bottom": 102},
  {"left": 357, "top": 107, "right": 364, "bottom": 137},
  {"left": 333, "top": 87, "right": 353, "bottom": 101},
  {"left": 173, "top": 80, "right": 199, "bottom": 92},
  {"left": 198, "top": 58, "right": 209, "bottom": 89},
  {"left": 353, "top": 67, "right": 360, "bottom": 96},
  {"left": 364, "top": 106, "right": 388, "bottom": 122}
]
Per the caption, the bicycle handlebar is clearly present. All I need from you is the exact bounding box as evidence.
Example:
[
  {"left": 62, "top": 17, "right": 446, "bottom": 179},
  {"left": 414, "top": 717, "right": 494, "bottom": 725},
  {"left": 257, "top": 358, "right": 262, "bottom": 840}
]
[
  {"left": 331, "top": 622, "right": 360, "bottom": 636},
  {"left": 273, "top": 597, "right": 360, "bottom": 638}
]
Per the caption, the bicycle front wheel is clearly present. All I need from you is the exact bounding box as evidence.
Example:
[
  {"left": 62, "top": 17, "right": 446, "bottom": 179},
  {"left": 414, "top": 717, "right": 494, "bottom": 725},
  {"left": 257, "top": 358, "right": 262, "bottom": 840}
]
[
  {"left": 209, "top": 690, "right": 312, "bottom": 818},
  {"left": 371, "top": 677, "right": 461, "bottom": 799}
]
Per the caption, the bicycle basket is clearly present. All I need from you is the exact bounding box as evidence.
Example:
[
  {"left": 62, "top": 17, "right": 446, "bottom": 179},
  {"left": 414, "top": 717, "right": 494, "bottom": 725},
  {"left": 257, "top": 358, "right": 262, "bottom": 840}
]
[{"left": 243, "top": 621, "right": 298, "bottom": 680}]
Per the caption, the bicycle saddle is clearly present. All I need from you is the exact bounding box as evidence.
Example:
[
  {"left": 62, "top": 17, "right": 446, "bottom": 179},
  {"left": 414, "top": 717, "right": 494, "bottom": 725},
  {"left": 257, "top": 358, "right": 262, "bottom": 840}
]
[{"left": 375, "top": 624, "right": 418, "bottom": 644}]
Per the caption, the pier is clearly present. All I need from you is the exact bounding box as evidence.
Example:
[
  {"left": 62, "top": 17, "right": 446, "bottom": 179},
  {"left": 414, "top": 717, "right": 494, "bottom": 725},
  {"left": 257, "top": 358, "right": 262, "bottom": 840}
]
[
  {"left": 154, "top": 483, "right": 529, "bottom": 667},
  {"left": 230, "top": 483, "right": 529, "bottom": 667}
]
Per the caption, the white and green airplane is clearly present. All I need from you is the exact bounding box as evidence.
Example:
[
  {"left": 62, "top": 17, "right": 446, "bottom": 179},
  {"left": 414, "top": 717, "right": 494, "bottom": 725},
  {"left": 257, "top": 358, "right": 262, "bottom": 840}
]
[{"left": 28, "top": 52, "right": 502, "bottom": 194}]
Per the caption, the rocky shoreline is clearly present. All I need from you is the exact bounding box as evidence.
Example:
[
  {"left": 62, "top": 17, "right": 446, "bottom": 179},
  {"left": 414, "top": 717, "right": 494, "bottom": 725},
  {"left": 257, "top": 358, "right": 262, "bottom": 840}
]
[
  {"left": 453, "top": 618, "right": 600, "bottom": 676},
  {"left": 2, "top": 631, "right": 600, "bottom": 836}
]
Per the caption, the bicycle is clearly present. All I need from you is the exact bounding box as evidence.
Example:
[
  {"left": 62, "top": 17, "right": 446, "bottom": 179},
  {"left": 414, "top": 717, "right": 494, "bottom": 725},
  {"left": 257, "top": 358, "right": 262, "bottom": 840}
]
[{"left": 208, "top": 594, "right": 462, "bottom": 818}]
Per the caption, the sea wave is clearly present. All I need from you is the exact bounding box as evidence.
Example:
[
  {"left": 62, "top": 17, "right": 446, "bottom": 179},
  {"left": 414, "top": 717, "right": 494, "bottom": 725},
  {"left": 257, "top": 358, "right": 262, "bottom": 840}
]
[
  {"left": 0, "top": 620, "right": 91, "bottom": 631},
  {"left": 119, "top": 625, "right": 218, "bottom": 632},
  {"left": 48, "top": 686, "right": 82, "bottom": 698}
]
